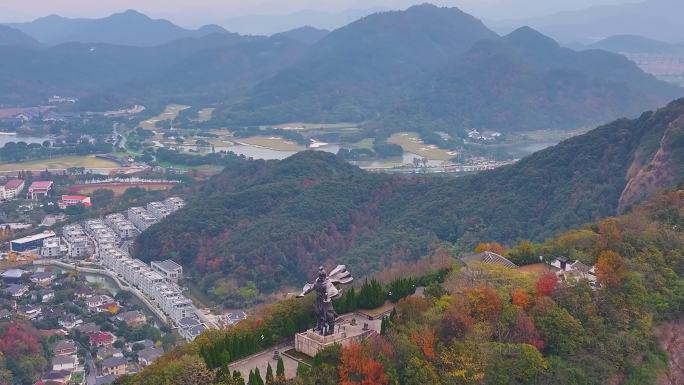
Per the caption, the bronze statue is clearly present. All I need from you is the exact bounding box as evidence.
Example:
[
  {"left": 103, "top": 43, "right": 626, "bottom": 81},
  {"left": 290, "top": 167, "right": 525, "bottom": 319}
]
[{"left": 298, "top": 265, "right": 353, "bottom": 336}]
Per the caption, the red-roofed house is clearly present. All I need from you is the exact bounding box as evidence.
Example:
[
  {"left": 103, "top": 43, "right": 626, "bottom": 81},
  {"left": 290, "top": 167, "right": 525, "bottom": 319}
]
[
  {"left": 28, "top": 181, "right": 54, "bottom": 200},
  {"left": 89, "top": 331, "right": 115, "bottom": 348},
  {"left": 0, "top": 179, "right": 24, "bottom": 200},
  {"left": 58, "top": 195, "right": 92, "bottom": 209}
]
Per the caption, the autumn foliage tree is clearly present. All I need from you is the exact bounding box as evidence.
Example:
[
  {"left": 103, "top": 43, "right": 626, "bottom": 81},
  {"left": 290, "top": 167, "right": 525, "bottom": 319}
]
[
  {"left": 463, "top": 286, "right": 503, "bottom": 322},
  {"left": 511, "top": 288, "right": 530, "bottom": 309},
  {"left": 595, "top": 250, "right": 628, "bottom": 289},
  {"left": 474, "top": 242, "right": 507, "bottom": 255},
  {"left": 339, "top": 343, "right": 388, "bottom": 385},
  {"left": 535, "top": 271, "right": 559, "bottom": 298}
]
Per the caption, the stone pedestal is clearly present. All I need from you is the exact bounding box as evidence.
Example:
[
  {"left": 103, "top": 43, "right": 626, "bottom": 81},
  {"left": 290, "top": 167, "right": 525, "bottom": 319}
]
[{"left": 295, "top": 328, "right": 371, "bottom": 357}]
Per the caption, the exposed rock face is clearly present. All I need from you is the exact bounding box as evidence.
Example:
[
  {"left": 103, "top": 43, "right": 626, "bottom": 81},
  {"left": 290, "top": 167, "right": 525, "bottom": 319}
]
[
  {"left": 655, "top": 316, "right": 684, "bottom": 385},
  {"left": 619, "top": 113, "right": 684, "bottom": 212}
]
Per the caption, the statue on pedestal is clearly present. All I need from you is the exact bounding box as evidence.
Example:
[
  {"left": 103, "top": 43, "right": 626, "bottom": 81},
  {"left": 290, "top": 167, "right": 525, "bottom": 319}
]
[{"left": 298, "top": 265, "right": 353, "bottom": 336}]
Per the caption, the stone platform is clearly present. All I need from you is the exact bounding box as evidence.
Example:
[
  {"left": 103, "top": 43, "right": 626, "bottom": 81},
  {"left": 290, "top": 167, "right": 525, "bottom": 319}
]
[{"left": 294, "top": 314, "right": 381, "bottom": 357}]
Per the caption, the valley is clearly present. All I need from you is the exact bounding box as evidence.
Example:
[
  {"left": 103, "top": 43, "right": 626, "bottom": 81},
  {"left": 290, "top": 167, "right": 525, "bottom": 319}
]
[{"left": 0, "top": 2, "right": 683, "bottom": 385}]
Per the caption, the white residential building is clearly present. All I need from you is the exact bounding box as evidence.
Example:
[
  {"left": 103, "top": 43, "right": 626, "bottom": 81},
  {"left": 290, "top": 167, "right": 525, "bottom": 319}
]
[
  {"left": 164, "top": 197, "right": 185, "bottom": 212},
  {"left": 127, "top": 207, "right": 157, "bottom": 231},
  {"left": 146, "top": 202, "right": 171, "bottom": 220},
  {"left": 40, "top": 237, "right": 62, "bottom": 258},
  {"left": 151, "top": 260, "right": 183, "bottom": 283}
]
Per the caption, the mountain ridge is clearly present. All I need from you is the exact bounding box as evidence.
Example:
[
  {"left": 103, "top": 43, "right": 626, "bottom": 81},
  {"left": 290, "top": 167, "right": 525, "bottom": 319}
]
[
  {"left": 6, "top": 9, "right": 229, "bottom": 46},
  {"left": 135, "top": 99, "right": 684, "bottom": 300}
]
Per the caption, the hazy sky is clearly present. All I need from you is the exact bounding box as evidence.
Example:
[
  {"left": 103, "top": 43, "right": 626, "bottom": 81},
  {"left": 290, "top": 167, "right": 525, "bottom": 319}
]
[{"left": 0, "top": 0, "right": 636, "bottom": 24}]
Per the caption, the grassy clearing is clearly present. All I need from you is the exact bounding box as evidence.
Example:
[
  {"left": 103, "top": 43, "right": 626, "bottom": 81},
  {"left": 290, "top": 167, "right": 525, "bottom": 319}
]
[
  {"left": 388, "top": 132, "right": 457, "bottom": 161},
  {"left": 139, "top": 104, "right": 191, "bottom": 130},
  {"left": 0, "top": 155, "right": 119, "bottom": 171},
  {"left": 351, "top": 138, "right": 375, "bottom": 149},
  {"left": 195, "top": 108, "right": 215, "bottom": 122},
  {"left": 236, "top": 136, "right": 305, "bottom": 152},
  {"left": 70, "top": 182, "right": 177, "bottom": 196}
]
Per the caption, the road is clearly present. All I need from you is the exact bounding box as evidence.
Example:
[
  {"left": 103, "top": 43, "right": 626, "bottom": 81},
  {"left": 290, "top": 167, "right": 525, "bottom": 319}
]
[{"left": 113, "top": 123, "right": 127, "bottom": 152}]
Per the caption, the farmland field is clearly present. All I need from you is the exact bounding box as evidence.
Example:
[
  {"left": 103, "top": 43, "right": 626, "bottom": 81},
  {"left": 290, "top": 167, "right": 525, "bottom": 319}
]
[
  {"left": 236, "top": 136, "right": 305, "bottom": 152},
  {"left": 139, "top": 104, "right": 190, "bottom": 130},
  {"left": 388, "top": 132, "right": 456, "bottom": 161},
  {"left": 0, "top": 155, "right": 119, "bottom": 172},
  {"left": 69, "top": 182, "right": 178, "bottom": 196},
  {"left": 195, "top": 108, "right": 215, "bottom": 122}
]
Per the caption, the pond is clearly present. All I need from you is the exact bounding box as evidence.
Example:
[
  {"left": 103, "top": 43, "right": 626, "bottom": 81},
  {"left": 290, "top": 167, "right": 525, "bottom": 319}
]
[
  {"left": 0, "top": 133, "right": 52, "bottom": 147},
  {"left": 214, "top": 143, "right": 446, "bottom": 167}
]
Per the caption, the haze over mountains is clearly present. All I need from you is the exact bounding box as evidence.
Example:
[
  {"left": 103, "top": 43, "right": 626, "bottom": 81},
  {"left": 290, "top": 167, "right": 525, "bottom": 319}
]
[
  {"left": 0, "top": 4, "right": 681, "bottom": 133},
  {"left": 6, "top": 9, "right": 227, "bottom": 46},
  {"left": 491, "top": 0, "right": 684, "bottom": 44}
]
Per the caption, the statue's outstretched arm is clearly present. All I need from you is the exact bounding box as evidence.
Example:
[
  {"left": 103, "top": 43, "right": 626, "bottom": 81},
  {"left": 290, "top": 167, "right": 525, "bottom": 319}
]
[{"left": 297, "top": 282, "right": 314, "bottom": 298}]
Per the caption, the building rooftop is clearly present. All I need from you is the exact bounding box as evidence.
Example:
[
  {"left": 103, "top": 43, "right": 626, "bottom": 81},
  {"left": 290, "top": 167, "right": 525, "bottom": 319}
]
[
  {"left": 152, "top": 259, "right": 182, "bottom": 272},
  {"left": 11, "top": 231, "right": 57, "bottom": 244},
  {"left": 101, "top": 356, "right": 127, "bottom": 368},
  {"left": 461, "top": 251, "right": 518, "bottom": 269},
  {"left": 29, "top": 181, "right": 53, "bottom": 189},
  {"left": 4, "top": 179, "right": 23, "bottom": 189},
  {"left": 1, "top": 268, "right": 27, "bottom": 279}
]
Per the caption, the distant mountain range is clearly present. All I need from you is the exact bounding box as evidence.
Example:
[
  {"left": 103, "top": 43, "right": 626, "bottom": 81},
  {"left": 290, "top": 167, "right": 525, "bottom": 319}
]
[
  {"left": 217, "top": 4, "right": 681, "bottom": 132},
  {"left": 136, "top": 98, "right": 684, "bottom": 294},
  {"left": 0, "top": 24, "right": 39, "bottom": 46},
  {"left": 490, "top": 0, "right": 684, "bottom": 44},
  {"left": 580, "top": 35, "right": 684, "bottom": 55},
  {"left": 0, "top": 32, "right": 308, "bottom": 108},
  {"left": 5, "top": 9, "right": 228, "bottom": 46},
  {"left": 0, "top": 4, "right": 681, "bottom": 134}
]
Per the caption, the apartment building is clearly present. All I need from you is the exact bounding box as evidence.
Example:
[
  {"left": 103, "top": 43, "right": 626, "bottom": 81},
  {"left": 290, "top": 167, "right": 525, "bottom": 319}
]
[
  {"left": 151, "top": 260, "right": 183, "bottom": 283},
  {"left": 127, "top": 207, "right": 157, "bottom": 231},
  {"left": 164, "top": 197, "right": 185, "bottom": 212},
  {"left": 104, "top": 213, "right": 138, "bottom": 239},
  {"left": 40, "top": 237, "right": 62, "bottom": 258},
  {"left": 146, "top": 202, "right": 170, "bottom": 221}
]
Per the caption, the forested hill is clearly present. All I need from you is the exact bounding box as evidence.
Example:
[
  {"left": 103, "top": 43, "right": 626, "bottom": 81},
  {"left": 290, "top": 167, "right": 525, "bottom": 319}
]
[
  {"left": 134, "top": 99, "right": 684, "bottom": 302},
  {"left": 215, "top": 4, "right": 681, "bottom": 132},
  {"left": 121, "top": 188, "right": 684, "bottom": 385}
]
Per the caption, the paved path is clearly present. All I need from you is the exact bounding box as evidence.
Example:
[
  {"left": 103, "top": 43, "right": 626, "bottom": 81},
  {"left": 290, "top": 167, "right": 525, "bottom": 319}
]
[{"left": 228, "top": 344, "right": 299, "bottom": 380}]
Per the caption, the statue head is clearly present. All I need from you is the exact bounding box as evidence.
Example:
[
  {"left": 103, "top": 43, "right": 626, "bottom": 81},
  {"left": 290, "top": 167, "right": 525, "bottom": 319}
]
[{"left": 317, "top": 266, "right": 327, "bottom": 279}]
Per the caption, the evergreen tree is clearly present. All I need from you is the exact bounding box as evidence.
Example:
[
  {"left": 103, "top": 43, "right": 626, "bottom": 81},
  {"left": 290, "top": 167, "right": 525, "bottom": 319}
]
[
  {"left": 233, "top": 370, "right": 245, "bottom": 385},
  {"left": 296, "top": 362, "right": 311, "bottom": 376},
  {"left": 276, "top": 357, "right": 285, "bottom": 379},
  {"left": 248, "top": 369, "right": 254, "bottom": 385},
  {"left": 381, "top": 316, "right": 388, "bottom": 335},
  {"left": 254, "top": 367, "right": 264, "bottom": 385},
  {"left": 265, "top": 363, "right": 274, "bottom": 384}
]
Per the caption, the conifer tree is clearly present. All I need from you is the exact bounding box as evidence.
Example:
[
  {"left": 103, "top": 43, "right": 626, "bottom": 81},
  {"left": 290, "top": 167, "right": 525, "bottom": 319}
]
[
  {"left": 276, "top": 357, "right": 285, "bottom": 379},
  {"left": 254, "top": 367, "right": 264, "bottom": 385},
  {"left": 233, "top": 370, "right": 245, "bottom": 385},
  {"left": 266, "top": 363, "right": 274, "bottom": 384}
]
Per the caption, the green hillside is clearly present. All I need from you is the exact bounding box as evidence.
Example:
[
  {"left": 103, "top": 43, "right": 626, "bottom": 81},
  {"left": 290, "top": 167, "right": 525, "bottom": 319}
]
[
  {"left": 134, "top": 99, "right": 684, "bottom": 305},
  {"left": 121, "top": 187, "right": 684, "bottom": 385}
]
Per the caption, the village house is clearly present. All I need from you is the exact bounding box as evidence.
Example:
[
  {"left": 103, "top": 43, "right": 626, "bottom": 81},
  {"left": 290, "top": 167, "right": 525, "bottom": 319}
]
[
  {"left": 59, "top": 314, "right": 83, "bottom": 330},
  {"left": 116, "top": 310, "right": 146, "bottom": 327},
  {"left": 30, "top": 271, "right": 56, "bottom": 286},
  {"left": 89, "top": 331, "right": 116, "bottom": 348},
  {"left": 549, "top": 257, "right": 597, "bottom": 283},
  {"left": 85, "top": 294, "right": 116, "bottom": 312},
  {"left": 5, "top": 283, "right": 29, "bottom": 298},
  {"left": 97, "top": 347, "right": 123, "bottom": 361},
  {"left": 51, "top": 354, "right": 77, "bottom": 372},
  {"left": 18, "top": 304, "right": 41, "bottom": 319},
  {"left": 100, "top": 356, "right": 128, "bottom": 376},
  {"left": 53, "top": 340, "right": 78, "bottom": 356},
  {"left": 58, "top": 195, "right": 92, "bottom": 210},
  {"left": 137, "top": 347, "right": 163, "bottom": 367}
]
